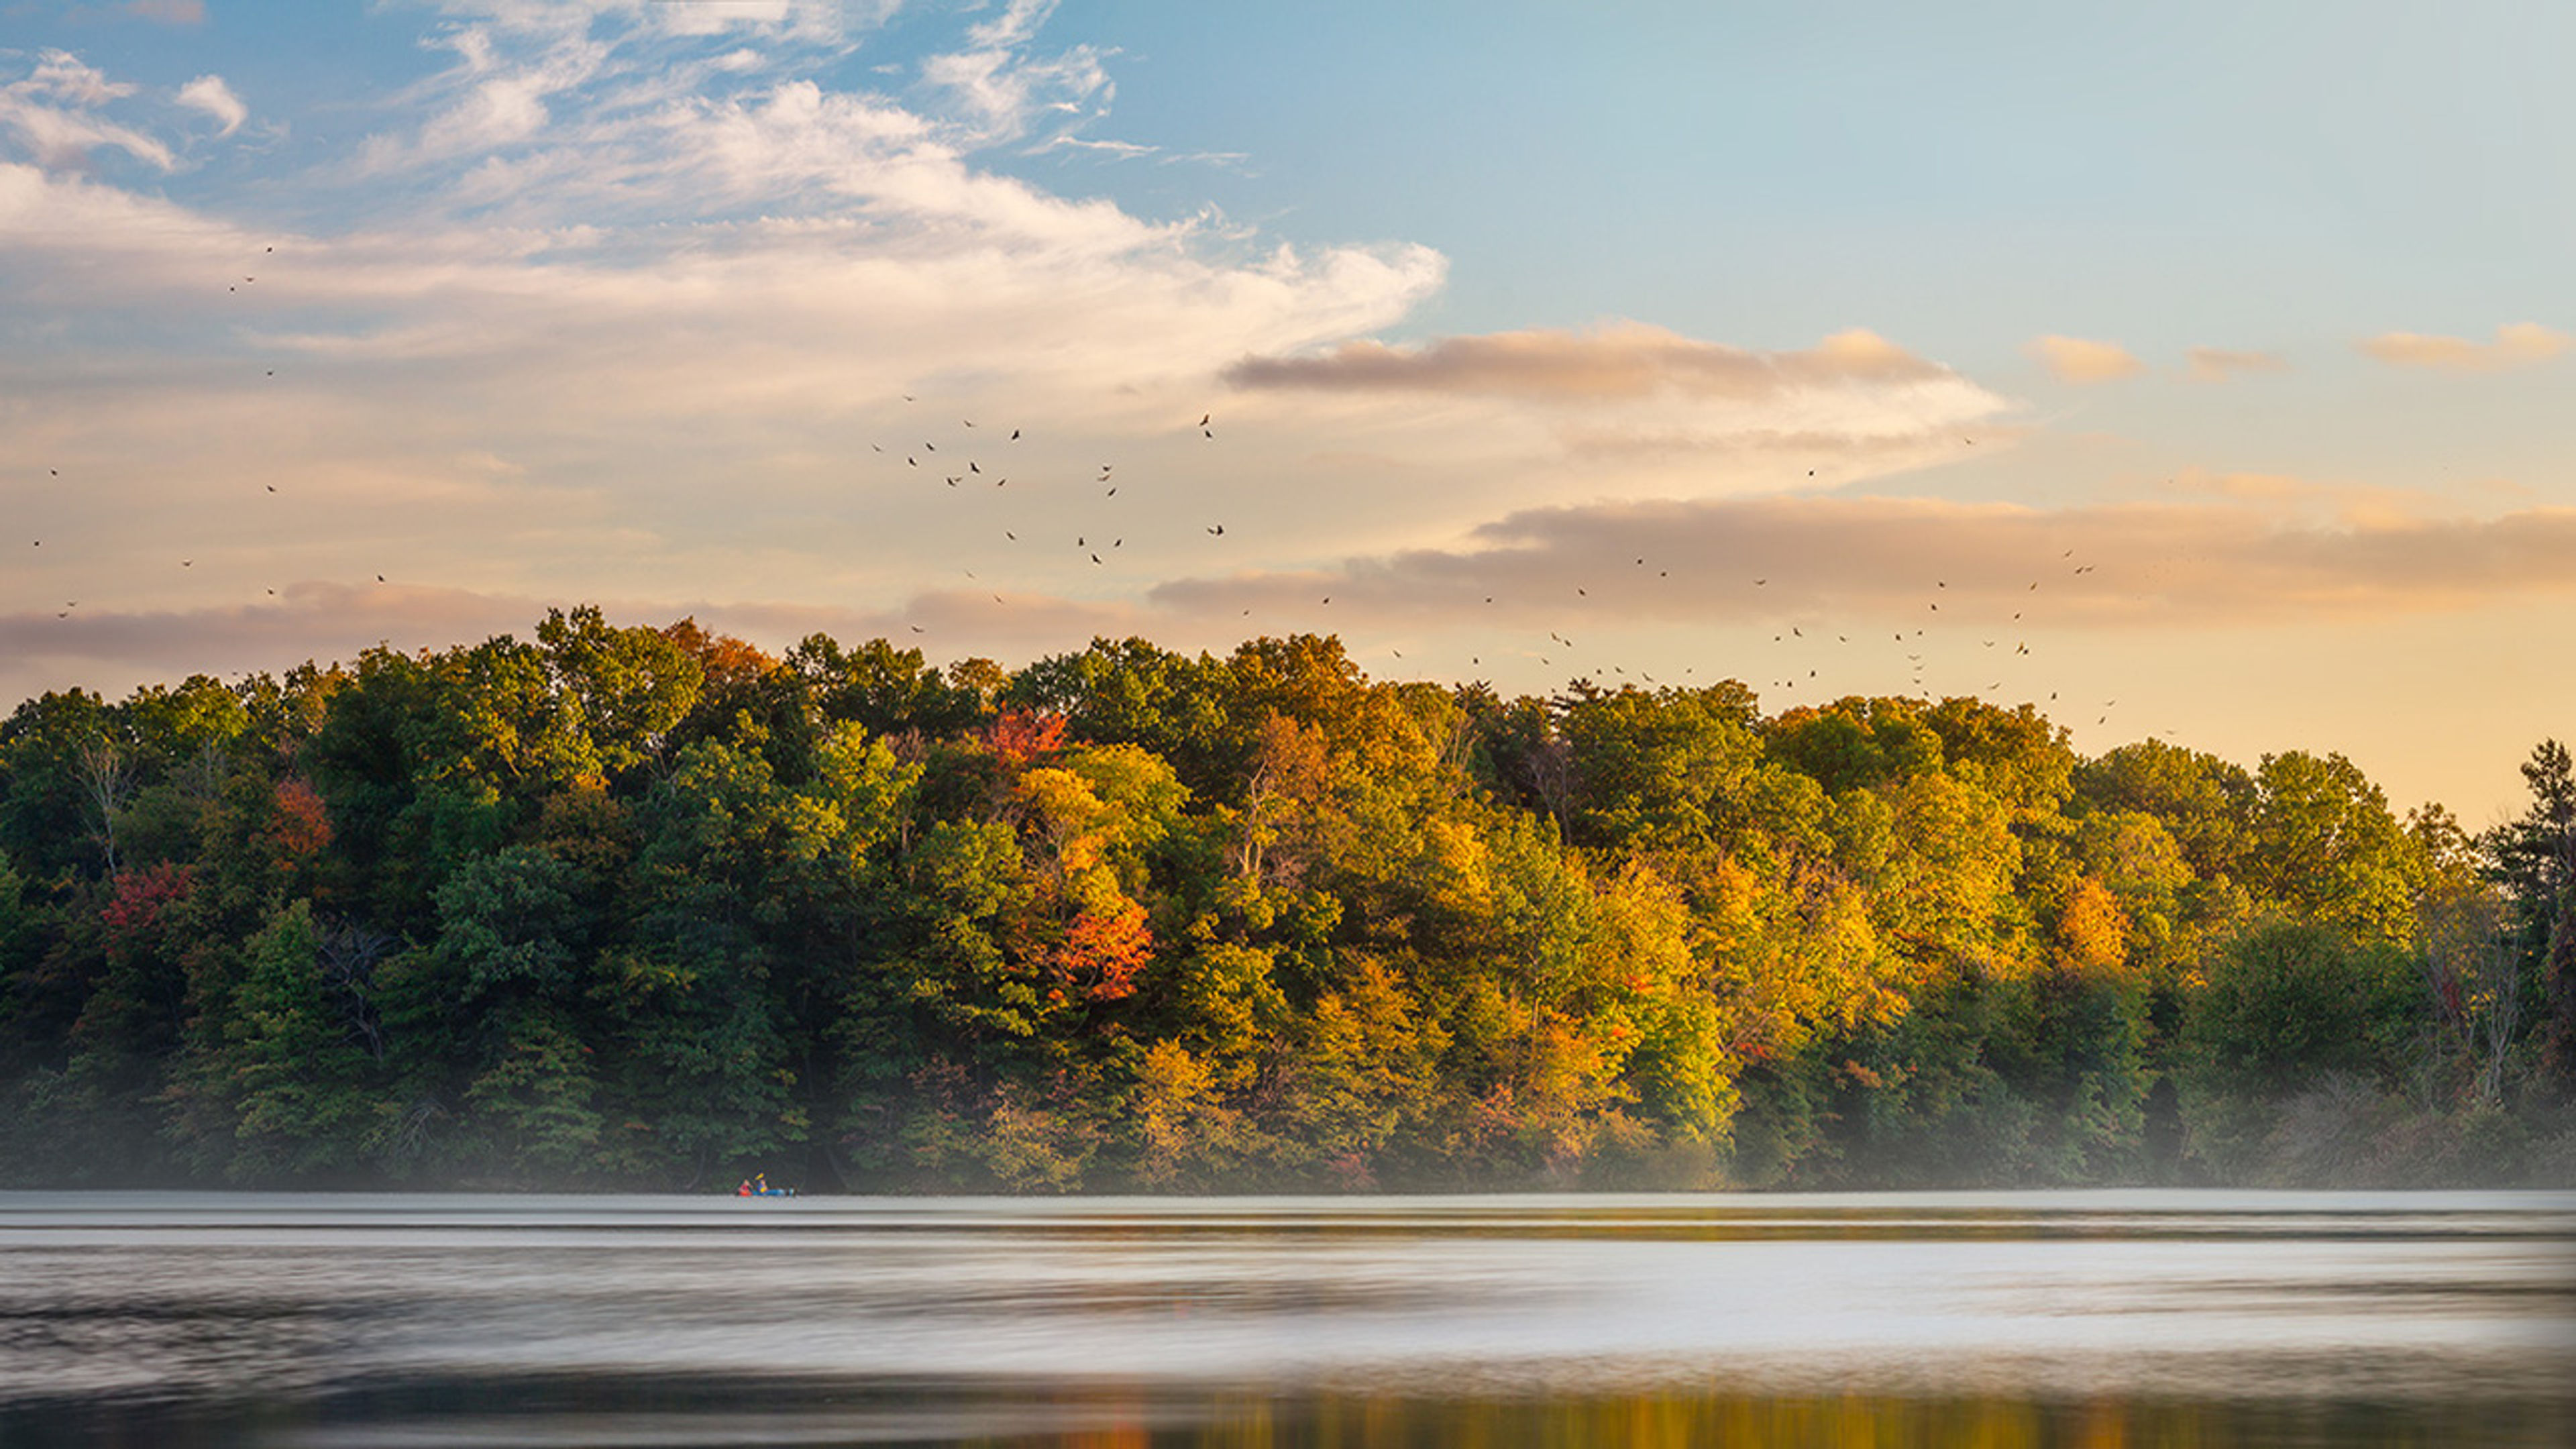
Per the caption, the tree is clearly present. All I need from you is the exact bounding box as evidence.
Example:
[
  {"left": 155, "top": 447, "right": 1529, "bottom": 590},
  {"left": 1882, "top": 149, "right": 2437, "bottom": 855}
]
[
  {"left": 2244, "top": 751, "right": 2422, "bottom": 947},
  {"left": 2489, "top": 741, "right": 2576, "bottom": 1084}
]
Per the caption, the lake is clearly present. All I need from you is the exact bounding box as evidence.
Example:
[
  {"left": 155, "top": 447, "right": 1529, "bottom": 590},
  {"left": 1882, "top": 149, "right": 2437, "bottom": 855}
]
[{"left": 2, "top": 1191, "right": 2569, "bottom": 1447}]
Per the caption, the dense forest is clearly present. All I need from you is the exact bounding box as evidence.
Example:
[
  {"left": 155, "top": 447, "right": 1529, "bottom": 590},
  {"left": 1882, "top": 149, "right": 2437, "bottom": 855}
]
[{"left": 1, "top": 608, "right": 2569, "bottom": 1192}]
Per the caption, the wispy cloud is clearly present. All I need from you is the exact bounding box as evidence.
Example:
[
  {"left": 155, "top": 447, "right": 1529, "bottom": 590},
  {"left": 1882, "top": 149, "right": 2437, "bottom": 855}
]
[
  {"left": 0, "top": 50, "right": 174, "bottom": 170},
  {"left": 173, "top": 74, "right": 246, "bottom": 136},
  {"left": 2184, "top": 345, "right": 2288, "bottom": 382},
  {"left": 2026, "top": 334, "right": 2145, "bottom": 384},
  {"left": 125, "top": 0, "right": 206, "bottom": 23},
  {"left": 1229, "top": 324, "right": 1949, "bottom": 400},
  {"left": 920, "top": 0, "right": 1116, "bottom": 148},
  {"left": 1148, "top": 494, "right": 2576, "bottom": 630},
  {"left": 2357, "top": 321, "right": 2569, "bottom": 373}
]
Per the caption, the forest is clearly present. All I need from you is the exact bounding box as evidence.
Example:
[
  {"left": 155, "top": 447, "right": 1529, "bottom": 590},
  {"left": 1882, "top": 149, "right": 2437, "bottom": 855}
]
[{"left": 1, "top": 608, "right": 2569, "bottom": 1192}]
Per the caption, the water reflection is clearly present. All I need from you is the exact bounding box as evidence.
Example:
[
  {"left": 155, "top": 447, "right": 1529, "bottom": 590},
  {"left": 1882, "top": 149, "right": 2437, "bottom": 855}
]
[{"left": 3, "top": 1191, "right": 2569, "bottom": 1447}]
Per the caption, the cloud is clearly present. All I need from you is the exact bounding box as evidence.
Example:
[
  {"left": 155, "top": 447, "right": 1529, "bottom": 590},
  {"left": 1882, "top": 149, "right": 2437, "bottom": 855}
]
[
  {"left": 1146, "top": 494, "right": 2576, "bottom": 631},
  {"left": 174, "top": 74, "right": 246, "bottom": 136},
  {"left": 2184, "top": 346, "right": 2289, "bottom": 382},
  {"left": 920, "top": 0, "right": 1116, "bottom": 147},
  {"left": 2025, "top": 334, "right": 2146, "bottom": 384},
  {"left": 0, "top": 581, "right": 1146, "bottom": 706},
  {"left": 125, "top": 0, "right": 205, "bottom": 22},
  {"left": 0, "top": 15, "right": 2006, "bottom": 714},
  {"left": 0, "top": 50, "right": 174, "bottom": 170},
  {"left": 2357, "top": 322, "right": 2569, "bottom": 373},
  {"left": 1228, "top": 323, "right": 1950, "bottom": 401}
]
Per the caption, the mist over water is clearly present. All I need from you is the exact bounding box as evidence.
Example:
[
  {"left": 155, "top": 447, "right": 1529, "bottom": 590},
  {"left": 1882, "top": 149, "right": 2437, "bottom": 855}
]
[{"left": 3, "top": 1191, "right": 2570, "bottom": 1447}]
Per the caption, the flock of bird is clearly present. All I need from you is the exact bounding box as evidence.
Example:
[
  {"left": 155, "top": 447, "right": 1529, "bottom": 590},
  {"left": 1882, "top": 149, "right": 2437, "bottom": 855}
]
[
  {"left": 856, "top": 398, "right": 2149, "bottom": 737},
  {"left": 19, "top": 244, "right": 2157, "bottom": 741}
]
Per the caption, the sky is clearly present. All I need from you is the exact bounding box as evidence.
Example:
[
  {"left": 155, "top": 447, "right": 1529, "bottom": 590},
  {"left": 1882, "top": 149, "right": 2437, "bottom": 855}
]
[{"left": 1, "top": 0, "right": 2570, "bottom": 824}]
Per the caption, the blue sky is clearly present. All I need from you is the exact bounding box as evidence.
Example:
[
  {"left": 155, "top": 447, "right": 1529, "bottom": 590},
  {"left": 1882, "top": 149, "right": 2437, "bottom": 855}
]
[{"left": 2, "top": 0, "right": 2571, "bottom": 820}]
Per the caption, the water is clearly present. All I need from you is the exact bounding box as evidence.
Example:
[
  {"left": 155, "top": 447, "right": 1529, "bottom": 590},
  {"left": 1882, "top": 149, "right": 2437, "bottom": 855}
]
[{"left": 1, "top": 1191, "right": 2569, "bottom": 1447}]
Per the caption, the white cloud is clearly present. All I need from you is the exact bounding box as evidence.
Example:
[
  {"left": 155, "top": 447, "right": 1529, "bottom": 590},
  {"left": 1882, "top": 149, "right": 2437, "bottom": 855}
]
[
  {"left": 0, "top": 50, "right": 174, "bottom": 170},
  {"left": 23, "top": 51, "right": 135, "bottom": 109},
  {"left": 174, "top": 74, "right": 247, "bottom": 136}
]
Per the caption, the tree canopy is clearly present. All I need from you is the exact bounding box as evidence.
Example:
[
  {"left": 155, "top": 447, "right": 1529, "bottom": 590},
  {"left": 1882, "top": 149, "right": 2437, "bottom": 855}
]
[{"left": 1, "top": 612, "right": 2567, "bottom": 1191}]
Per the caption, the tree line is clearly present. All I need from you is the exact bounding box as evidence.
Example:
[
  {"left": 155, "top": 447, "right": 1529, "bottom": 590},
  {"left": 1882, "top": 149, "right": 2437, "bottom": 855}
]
[{"left": 1, "top": 608, "right": 2569, "bottom": 1191}]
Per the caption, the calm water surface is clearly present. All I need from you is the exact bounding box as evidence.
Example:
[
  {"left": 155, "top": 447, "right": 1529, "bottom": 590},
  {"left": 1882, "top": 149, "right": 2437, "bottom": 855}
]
[{"left": 1, "top": 1190, "right": 2569, "bottom": 1447}]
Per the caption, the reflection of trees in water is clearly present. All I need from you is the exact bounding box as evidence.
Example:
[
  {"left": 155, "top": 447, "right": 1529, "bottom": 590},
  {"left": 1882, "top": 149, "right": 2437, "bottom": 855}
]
[{"left": 11, "top": 1378, "right": 2569, "bottom": 1449}]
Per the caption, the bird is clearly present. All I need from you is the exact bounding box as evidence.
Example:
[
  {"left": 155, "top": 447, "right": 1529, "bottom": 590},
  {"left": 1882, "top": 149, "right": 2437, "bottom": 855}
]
[
  {"left": 1207, "top": 524, "right": 1224, "bottom": 535},
  {"left": 1199, "top": 413, "right": 1210, "bottom": 427},
  {"left": 1010, "top": 429, "right": 1020, "bottom": 439},
  {"left": 376, "top": 574, "right": 385, "bottom": 583},
  {"left": 1755, "top": 578, "right": 1768, "bottom": 586},
  {"left": 911, "top": 625, "right": 926, "bottom": 633}
]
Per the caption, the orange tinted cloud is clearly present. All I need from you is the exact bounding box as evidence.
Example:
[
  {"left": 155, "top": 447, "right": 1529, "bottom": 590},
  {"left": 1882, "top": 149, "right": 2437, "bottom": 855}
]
[
  {"left": 1224, "top": 323, "right": 1950, "bottom": 401},
  {"left": 2025, "top": 334, "right": 2146, "bottom": 384},
  {"left": 2184, "top": 346, "right": 2290, "bottom": 382},
  {"left": 2357, "top": 322, "right": 2569, "bottom": 372},
  {"left": 1149, "top": 495, "right": 2576, "bottom": 629}
]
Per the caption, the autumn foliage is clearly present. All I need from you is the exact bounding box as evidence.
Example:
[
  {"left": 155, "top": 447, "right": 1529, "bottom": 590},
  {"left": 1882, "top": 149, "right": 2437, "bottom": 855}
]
[{"left": 0, "top": 608, "right": 2569, "bottom": 1191}]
